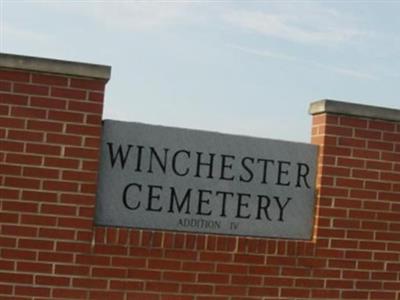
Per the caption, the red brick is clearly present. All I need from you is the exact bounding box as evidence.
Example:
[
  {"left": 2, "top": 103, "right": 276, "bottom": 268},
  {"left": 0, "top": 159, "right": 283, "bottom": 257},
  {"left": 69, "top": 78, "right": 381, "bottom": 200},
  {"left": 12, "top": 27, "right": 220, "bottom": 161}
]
[
  {"left": 366, "top": 160, "right": 392, "bottom": 170},
  {"left": 355, "top": 128, "right": 382, "bottom": 139},
  {"left": 369, "top": 119, "right": 395, "bottom": 131},
  {"left": 182, "top": 261, "right": 214, "bottom": 272},
  {"left": 75, "top": 254, "right": 110, "bottom": 266},
  {"left": 17, "top": 261, "right": 52, "bottom": 273},
  {"left": 0, "top": 93, "right": 28, "bottom": 105},
  {"left": 14, "top": 83, "right": 49, "bottom": 95},
  {"left": 347, "top": 230, "right": 374, "bottom": 240},
  {"left": 92, "top": 267, "right": 127, "bottom": 278},
  {"left": 23, "top": 166, "right": 59, "bottom": 179},
  {"left": 73, "top": 277, "right": 107, "bottom": 289},
  {"left": 21, "top": 214, "right": 57, "bottom": 226},
  {"left": 66, "top": 123, "right": 101, "bottom": 136},
  {"left": 342, "top": 291, "right": 369, "bottom": 299},
  {"left": 27, "top": 119, "right": 63, "bottom": 132},
  {"left": 51, "top": 87, "right": 86, "bottom": 99},
  {"left": 85, "top": 137, "right": 101, "bottom": 148},
  {"left": 110, "top": 280, "right": 143, "bottom": 290},
  {"left": 3, "top": 200, "right": 38, "bottom": 213},
  {"left": 365, "top": 180, "right": 391, "bottom": 191},
  {"left": 88, "top": 91, "right": 104, "bottom": 102},
  {"left": 215, "top": 285, "right": 247, "bottom": 296},
  {"left": 217, "top": 263, "right": 247, "bottom": 274},
  {"left": 322, "top": 125, "right": 353, "bottom": 136},
  {"left": 297, "top": 257, "right": 327, "bottom": 268},
  {"left": 47, "top": 134, "right": 82, "bottom": 147},
  {"left": 128, "top": 269, "right": 161, "bottom": 281},
  {"left": 0, "top": 104, "right": 9, "bottom": 114},
  {"left": 382, "top": 152, "right": 400, "bottom": 162},
  {"left": 0, "top": 163, "right": 22, "bottom": 175},
  {"left": 263, "top": 276, "right": 294, "bottom": 286},
  {"left": 31, "top": 96, "right": 67, "bottom": 109},
  {"left": 370, "top": 292, "right": 397, "bottom": 299},
  {"left": 44, "top": 157, "right": 80, "bottom": 169},
  {"left": 89, "top": 291, "right": 125, "bottom": 300},
  {"left": 48, "top": 110, "right": 84, "bottom": 122},
  {"left": 41, "top": 204, "right": 76, "bottom": 215},
  {"left": 353, "top": 149, "right": 380, "bottom": 159},
  {"left": 32, "top": 73, "right": 68, "bottom": 86},
  {"left": 38, "top": 251, "right": 74, "bottom": 263},
  {"left": 148, "top": 259, "right": 181, "bottom": 270},
  {"left": 0, "top": 237, "right": 17, "bottom": 249},
  {"left": 5, "top": 176, "right": 40, "bottom": 189},
  {"left": 311, "top": 289, "right": 340, "bottom": 299},
  {"left": 70, "top": 78, "right": 106, "bottom": 90},
  {"left": 64, "top": 146, "right": 98, "bottom": 159},
  {"left": 53, "top": 288, "right": 87, "bottom": 299},
  {"left": 2, "top": 224, "right": 38, "bottom": 237},
  {"left": 338, "top": 137, "right": 366, "bottom": 148},
  {"left": 62, "top": 170, "right": 97, "bottom": 182},
  {"left": 1, "top": 247, "right": 35, "bottom": 263},
  {"left": 94, "top": 244, "right": 128, "bottom": 255},
  {"left": 14, "top": 285, "right": 50, "bottom": 297},
  {"left": 43, "top": 180, "right": 78, "bottom": 192},
  {"left": 55, "top": 264, "right": 89, "bottom": 276},
  {"left": 358, "top": 260, "right": 384, "bottom": 270},
  {"left": 340, "top": 116, "right": 368, "bottom": 128},
  {"left": 295, "top": 278, "right": 324, "bottom": 288},
  {"left": 0, "top": 69, "right": 30, "bottom": 81},
  {"left": 326, "top": 279, "right": 353, "bottom": 289},
  {"left": 8, "top": 129, "right": 43, "bottom": 142},
  {"left": 0, "top": 283, "right": 13, "bottom": 294},
  {"left": 18, "top": 238, "right": 53, "bottom": 251},
  {"left": 11, "top": 106, "right": 47, "bottom": 119},
  {"left": 22, "top": 190, "right": 57, "bottom": 202},
  {"left": 350, "top": 189, "right": 377, "bottom": 200},
  {"left": 281, "top": 288, "right": 310, "bottom": 298},
  {"left": 0, "top": 117, "right": 25, "bottom": 128},
  {"left": 0, "top": 211, "right": 19, "bottom": 223},
  {"left": 86, "top": 113, "right": 102, "bottom": 125},
  {"left": 6, "top": 153, "right": 42, "bottom": 165},
  {"left": 146, "top": 281, "right": 179, "bottom": 293},
  {"left": 163, "top": 271, "right": 196, "bottom": 282},
  {"left": 368, "top": 140, "right": 393, "bottom": 151},
  {"left": 232, "top": 275, "right": 262, "bottom": 285},
  {"left": 60, "top": 193, "right": 94, "bottom": 205},
  {"left": 127, "top": 292, "right": 160, "bottom": 300},
  {"left": 68, "top": 100, "right": 103, "bottom": 113},
  {"left": 35, "top": 275, "right": 70, "bottom": 286}
]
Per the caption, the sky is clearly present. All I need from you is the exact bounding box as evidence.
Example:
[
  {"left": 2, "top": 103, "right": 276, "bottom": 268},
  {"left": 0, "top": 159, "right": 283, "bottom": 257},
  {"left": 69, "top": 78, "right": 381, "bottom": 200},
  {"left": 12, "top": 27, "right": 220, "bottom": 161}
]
[{"left": 1, "top": 0, "right": 400, "bottom": 142}]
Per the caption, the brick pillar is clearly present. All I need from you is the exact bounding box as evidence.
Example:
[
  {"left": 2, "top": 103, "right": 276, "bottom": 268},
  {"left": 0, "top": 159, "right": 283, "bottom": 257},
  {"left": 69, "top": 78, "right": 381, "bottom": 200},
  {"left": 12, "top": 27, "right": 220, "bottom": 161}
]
[
  {"left": 310, "top": 100, "right": 400, "bottom": 300},
  {"left": 0, "top": 53, "right": 110, "bottom": 299}
]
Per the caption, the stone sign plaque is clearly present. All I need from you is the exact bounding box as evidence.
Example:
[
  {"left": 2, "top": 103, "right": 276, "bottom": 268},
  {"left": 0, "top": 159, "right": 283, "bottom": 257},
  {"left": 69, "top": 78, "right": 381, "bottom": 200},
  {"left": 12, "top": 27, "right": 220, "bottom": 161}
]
[{"left": 95, "top": 120, "right": 318, "bottom": 239}]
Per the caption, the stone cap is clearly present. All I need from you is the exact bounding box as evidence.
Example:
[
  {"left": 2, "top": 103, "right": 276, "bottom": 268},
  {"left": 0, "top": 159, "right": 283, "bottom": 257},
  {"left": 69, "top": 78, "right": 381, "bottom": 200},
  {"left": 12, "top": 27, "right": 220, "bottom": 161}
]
[
  {"left": 0, "top": 53, "right": 111, "bottom": 81},
  {"left": 309, "top": 99, "right": 400, "bottom": 122}
]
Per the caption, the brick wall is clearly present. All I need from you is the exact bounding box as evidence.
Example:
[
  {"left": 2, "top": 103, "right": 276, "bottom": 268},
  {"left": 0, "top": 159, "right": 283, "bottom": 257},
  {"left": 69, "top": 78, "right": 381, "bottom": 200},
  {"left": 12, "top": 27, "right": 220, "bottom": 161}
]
[{"left": 1, "top": 54, "right": 399, "bottom": 300}]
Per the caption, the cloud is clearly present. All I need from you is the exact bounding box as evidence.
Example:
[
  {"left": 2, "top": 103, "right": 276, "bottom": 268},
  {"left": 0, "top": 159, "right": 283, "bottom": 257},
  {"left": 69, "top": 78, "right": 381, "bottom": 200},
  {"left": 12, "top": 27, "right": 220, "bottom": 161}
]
[
  {"left": 59, "top": 2, "right": 194, "bottom": 32},
  {"left": 228, "top": 44, "right": 296, "bottom": 61},
  {"left": 317, "top": 64, "right": 376, "bottom": 80},
  {"left": 223, "top": 6, "right": 367, "bottom": 45},
  {"left": 1, "top": 23, "right": 54, "bottom": 53},
  {"left": 230, "top": 44, "right": 376, "bottom": 80}
]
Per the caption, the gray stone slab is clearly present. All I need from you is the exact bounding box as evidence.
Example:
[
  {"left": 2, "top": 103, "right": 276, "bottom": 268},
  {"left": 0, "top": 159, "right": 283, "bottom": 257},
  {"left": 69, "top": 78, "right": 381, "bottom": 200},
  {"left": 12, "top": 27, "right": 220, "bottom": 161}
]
[
  {"left": 95, "top": 120, "right": 318, "bottom": 240},
  {"left": 310, "top": 99, "right": 400, "bottom": 122},
  {"left": 0, "top": 53, "right": 111, "bottom": 80}
]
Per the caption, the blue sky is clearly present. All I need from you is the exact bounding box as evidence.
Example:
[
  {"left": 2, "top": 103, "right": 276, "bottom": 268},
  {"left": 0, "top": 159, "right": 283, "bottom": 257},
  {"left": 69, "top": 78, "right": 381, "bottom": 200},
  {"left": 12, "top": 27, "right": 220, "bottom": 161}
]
[{"left": 1, "top": 1, "right": 400, "bottom": 142}]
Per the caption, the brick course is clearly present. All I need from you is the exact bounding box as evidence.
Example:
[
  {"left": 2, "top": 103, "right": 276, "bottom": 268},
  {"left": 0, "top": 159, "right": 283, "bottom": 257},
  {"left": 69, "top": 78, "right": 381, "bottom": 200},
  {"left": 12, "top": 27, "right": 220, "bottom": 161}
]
[{"left": 1, "top": 55, "right": 399, "bottom": 299}]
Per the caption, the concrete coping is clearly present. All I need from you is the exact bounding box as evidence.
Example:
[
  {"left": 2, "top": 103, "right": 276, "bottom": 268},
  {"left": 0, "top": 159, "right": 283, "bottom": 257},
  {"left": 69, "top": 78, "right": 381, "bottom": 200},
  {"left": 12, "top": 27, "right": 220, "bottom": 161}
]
[
  {"left": 309, "top": 99, "right": 400, "bottom": 122},
  {"left": 0, "top": 53, "right": 111, "bottom": 81}
]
